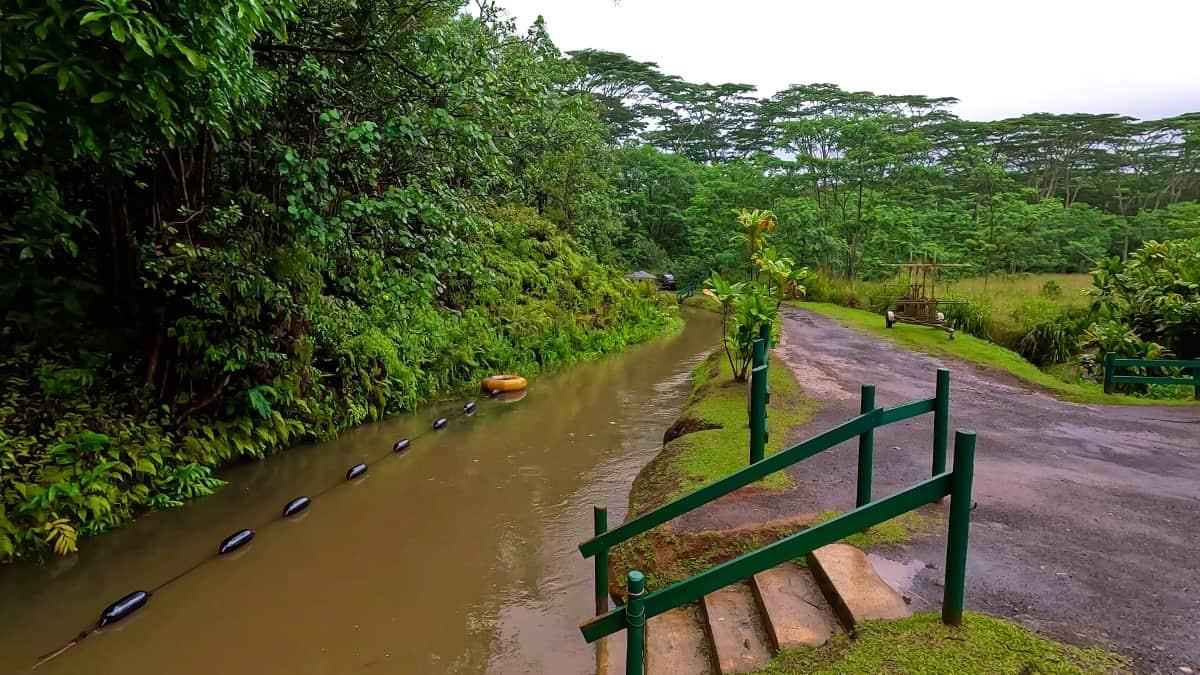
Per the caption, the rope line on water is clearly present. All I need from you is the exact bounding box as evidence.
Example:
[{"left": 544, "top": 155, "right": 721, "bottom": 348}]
[{"left": 32, "top": 396, "right": 494, "bottom": 670}]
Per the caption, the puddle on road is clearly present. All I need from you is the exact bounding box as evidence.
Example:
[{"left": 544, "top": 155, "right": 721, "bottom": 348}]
[{"left": 867, "top": 553, "right": 927, "bottom": 596}]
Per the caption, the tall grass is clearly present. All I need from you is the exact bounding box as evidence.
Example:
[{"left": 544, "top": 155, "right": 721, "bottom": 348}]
[{"left": 806, "top": 273, "right": 1095, "bottom": 367}]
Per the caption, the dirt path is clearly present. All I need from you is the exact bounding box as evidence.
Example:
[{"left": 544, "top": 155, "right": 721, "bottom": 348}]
[{"left": 681, "top": 306, "right": 1199, "bottom": 674}]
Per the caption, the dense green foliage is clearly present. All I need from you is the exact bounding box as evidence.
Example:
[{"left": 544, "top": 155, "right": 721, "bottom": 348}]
[
  {"left": 1085, "top": 237, "right": 1200, "bottom": 362},
  {"left": 0, "top": 2, "right": 675, "bottom": 559},
  {"left": 568, "top": 52, "right": 1199, "bottom": 283}
]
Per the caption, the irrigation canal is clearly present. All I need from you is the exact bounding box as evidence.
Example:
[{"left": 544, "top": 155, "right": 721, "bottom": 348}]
[{"left": 0, "top": 308, "right": 720, "bottom": 674}]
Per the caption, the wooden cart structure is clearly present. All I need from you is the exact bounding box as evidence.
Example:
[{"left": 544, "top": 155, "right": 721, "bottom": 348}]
[{"left": 883, "top": 262, "right": 971, "bottom": 339}]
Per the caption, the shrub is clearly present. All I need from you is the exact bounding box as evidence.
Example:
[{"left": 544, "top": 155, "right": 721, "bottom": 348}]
[
  {"left": 1017, "top": 307, "right": 1088, "bottom": 366},
  {"left": 941, "top": 300, "right": 993, "bottom": 339},
  {"left": 1087, "top": 238, "right": 1200, "bottom": 359}
]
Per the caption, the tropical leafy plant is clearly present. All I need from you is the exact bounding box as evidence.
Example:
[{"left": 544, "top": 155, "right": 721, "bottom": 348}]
[
  {"left": 704, "top": 209, "right": 800, "bottom": 381},
  {"left": 1086, "top": 238, "right": 1200, "bottom": 359}
]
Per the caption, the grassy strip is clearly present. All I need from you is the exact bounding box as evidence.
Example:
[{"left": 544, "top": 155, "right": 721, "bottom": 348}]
[
  {"left": 680, "top": 292, "right": 723, "bottom": 313},
  {"left": 610, "top": 347, "right": 814, "bottom": 592},
  {"left": 756, "top": 612, "right": 1128, "bottom": 674},
  {"left": 811, "top": 510, "right": 936, "bottom": 550},
  {"left": 796, "top": 302, "right": 1194, "bottom": 406},
  {"left": 608, "top": 510, "right": 933, "bottom": 594},
  {"left": 667, "top": 348, "right": 815, "bottom": 502},
  {"left": 609, "top": 347, "right": 934, "bottom": 593}
]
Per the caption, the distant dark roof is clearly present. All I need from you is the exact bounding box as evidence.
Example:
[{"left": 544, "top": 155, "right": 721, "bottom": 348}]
[{"left": 627, "top": 270, "right": 657, "bottom": 281}]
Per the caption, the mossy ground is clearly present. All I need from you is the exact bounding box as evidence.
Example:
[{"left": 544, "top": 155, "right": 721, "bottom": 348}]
[
  {"left": 607, "top": 509, "right": 935, "bottom": 596},
  {"left": 634, "top": 348, "right": 816, "bottom": 513},
  {"left": 608, "top": 347, "right": 932, "bottom": 595},
  {"left": 755, "top": 612, "right": 1128, "bottom": 674},
  {"left": 680, "top": 292, "right": 723, "bottom": 313},
  {"left": 811, "top": 509, "right": 936, "bottom": 550},
  {"left": 796, "top": 302, "right": 1195, "bottom": 407}
]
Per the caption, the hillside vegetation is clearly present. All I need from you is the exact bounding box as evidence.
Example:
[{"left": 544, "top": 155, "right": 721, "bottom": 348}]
[{"left": 0, "top": 2, "right": 675, "bottom": 559}]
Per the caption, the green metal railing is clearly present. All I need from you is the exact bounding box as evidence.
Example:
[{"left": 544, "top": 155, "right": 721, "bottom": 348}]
[
  {"left": 580, "top": 367, "right": 967, "bottom": 674},
  {"left": 1103, "top": 353, "right": 1200, "bottom": 399}
]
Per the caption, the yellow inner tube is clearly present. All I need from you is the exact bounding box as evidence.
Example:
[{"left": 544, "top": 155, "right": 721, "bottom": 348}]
[{"left": 483, "top": 374, "right": 527, "bottom": 392}]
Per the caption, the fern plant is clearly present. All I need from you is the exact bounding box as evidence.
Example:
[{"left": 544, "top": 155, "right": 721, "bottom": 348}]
[{"left": 157, "top": 463, "right": 228, "bottom": 502}]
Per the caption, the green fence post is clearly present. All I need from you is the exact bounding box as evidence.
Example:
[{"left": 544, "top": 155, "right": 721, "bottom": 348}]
[
  {"left": 593, "top": 507, "right": 609, "bottom": 616},
  {"left": 626, "top": 570, "right": 646, "bottom": 675},
  {"left": 932, "top": 368, "right": 950, "bottom": 478},
  {"left": 1192, "top": 362, "right": 1199, "bottom": 401},
  {"left": 750, "top": 362, "right": 768, "bottom": 464},
  {"left": 856, "top": 384, "right": 876, "bottom": 507},
  {"left": 942, "top": 430, "right": 976, "bottom": 627},
  {"left": 759, "top": 321, "right": 771, "bottom": 406},
  {"left": 749, "top": 324, "right": 769, "bottom": 465},
  {"left": 1103, "top": 352, "right": 1115, "bottom": 394}
]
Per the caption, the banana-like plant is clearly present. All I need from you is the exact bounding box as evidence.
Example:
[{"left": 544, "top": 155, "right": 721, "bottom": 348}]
[
  {"left": 706, "top": 210, "right": 802, "bottom": 381},
  {"left": 703, "top": 272, "right": 746, "bottom": 378}
]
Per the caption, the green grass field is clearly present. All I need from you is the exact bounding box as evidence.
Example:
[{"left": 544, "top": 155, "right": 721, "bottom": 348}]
[
  {"left": 795, "top": 302, "right": 1193, "bottom": 406},
  {"left": 943, "top": 273, "right": 1093, "bottom": 308},
  {"left": 941, "top": 273, "right": 1093, "bottom": 337}
]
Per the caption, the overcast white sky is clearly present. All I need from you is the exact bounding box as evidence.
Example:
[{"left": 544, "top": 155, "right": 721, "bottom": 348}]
[{"left": 495, "top": 0, "right": 1199, "bottom": 121}]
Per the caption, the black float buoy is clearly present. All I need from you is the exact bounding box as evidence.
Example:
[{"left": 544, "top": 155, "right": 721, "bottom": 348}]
[
  {"left": 393, "top": 438, "right": 411, "bottom": 453},
  {"left": 282, "top": 496, "right": 311, "bottom": 518},
  {"left": 463, "top": 401, "right": 476, "bottom": 414},
  {"left": 346, "top": 463, "right": 367, "bottom": 480},
  {"left": 218, "top": 529, "right": 255, "bottom": 555},
  {"left": 433, "top": 417, "right": 448, "bottom": 429},
  {"left": 97, "top": 591, "right": 149, "bottom": 628}
]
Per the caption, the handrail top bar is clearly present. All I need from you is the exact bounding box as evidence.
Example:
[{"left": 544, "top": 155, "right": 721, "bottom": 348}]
[
  {"left": 1112, "top": 357, "right": 1200, "bottom": 368},
  {"left": 879, "top": 397, "right": 935, "bottom": 425},
  {"left": 579, "top": 470, "right": 956, "bottom": 643},
  {"left": 1110, "top": 375, "right": 1197, "bottom": 386},
  {"left": 578, "top": 407, "right": 883, "bottom": 558},
  {"left": 579, "top": 393, "right": 942, "bottom": 559}
]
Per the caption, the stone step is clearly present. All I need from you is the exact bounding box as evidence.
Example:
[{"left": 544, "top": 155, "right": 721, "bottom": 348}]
[
  {"left": 701, "top": 582, "right": 774, "bottom": 674},
  {"left": 807, "top": 543, "right": 908, "bottom": 630},
  {"left": 646, "top": 605, "right": 715, "bottom": 675},
  {"left": 750, "top": 562, "right": 842, "bottom": 651}
]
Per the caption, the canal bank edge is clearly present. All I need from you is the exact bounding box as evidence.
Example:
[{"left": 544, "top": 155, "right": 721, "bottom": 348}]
[
  {"left": 608, "top": 349, "right": 940, "bottom": 596},
  {"left": 1, "top": 254, "right": 681, "bottom": 561},
  {"left": 608, "top": 348, "right": 815, "bottom": 594}
]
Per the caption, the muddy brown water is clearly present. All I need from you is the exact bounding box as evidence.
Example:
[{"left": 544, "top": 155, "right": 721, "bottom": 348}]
[{"left": 0, "top": 309, "right": 720, "bottom": 674}]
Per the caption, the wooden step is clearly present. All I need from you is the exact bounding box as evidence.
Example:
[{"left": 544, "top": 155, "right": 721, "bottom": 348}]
[
  {"left": 646, "top": 605, "right": 715, "bottom": 675},
  {"left": 701, "top": 582, "right": 774, "bottom": 674},
  {"left": 808, "top": 543, "right": 908, "bottom": 630},
  {"left": 750, "top": 562, "right": 842, "bottom": 651}
]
